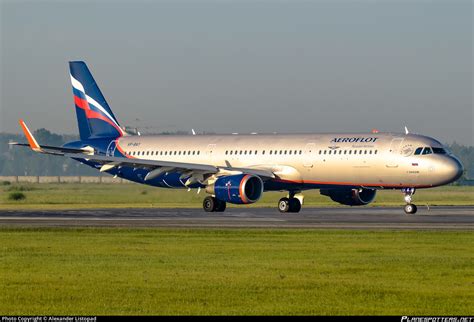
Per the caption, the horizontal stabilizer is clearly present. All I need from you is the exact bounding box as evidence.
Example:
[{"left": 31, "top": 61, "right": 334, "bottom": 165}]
[{"left": 13, "top": 120, "right": 95, "bottom": 155}]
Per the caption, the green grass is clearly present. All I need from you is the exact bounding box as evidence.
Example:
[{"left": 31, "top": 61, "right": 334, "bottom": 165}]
[
  {"left": 0, "top": 183, "right": 472, "bottom": 210},
  {"left": 0, "top": 228, "right": 472, "bottom": 315}
]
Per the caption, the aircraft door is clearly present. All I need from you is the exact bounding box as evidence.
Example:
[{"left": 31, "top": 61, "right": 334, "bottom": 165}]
[
  {"left": 386, "top": 138, "right": 404, "bottom": 168},
  {"left": 303, "top": 143, "right": 315, "bottom": 168},
  {"left": 106, "top": 140, "right": 117, "bottom": 157},
  {"left": 206, "top": 144, "right": 216, "bottom": 160}
]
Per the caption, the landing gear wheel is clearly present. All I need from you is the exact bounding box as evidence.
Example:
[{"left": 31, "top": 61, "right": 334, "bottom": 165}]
[
  {"left": 215, "top": 199, "right": 227, "bottom": 212},
  {"left": 288, "top": 198, "right": 301, "bottom": 213},
  {"left": 203, "top": 196, "right": 216, "bottom": 212},
  {"left": 404, "top": 204, "right": 417, "bottom": 214},
  {"left": 278, "top": 198, "right": 290, "bottom": 213},
  {"left": 278, "top": 197, "right": 301, "bottom": 213},
  {"left": 402, "top": 188, "right": 417, "bottom": 214}
]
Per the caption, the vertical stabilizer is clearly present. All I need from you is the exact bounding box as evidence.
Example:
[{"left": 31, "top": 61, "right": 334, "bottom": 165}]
[{"left": 69, "top": 61, "right": 125, "bottom": 140}]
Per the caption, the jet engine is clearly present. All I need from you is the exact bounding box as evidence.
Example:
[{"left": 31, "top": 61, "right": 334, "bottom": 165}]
[
  {"left": 206, "top": 174, "right": 263, "bottom": 204},
  {"left": 320, "top": 188, "right": 376, "bottom": 206}
]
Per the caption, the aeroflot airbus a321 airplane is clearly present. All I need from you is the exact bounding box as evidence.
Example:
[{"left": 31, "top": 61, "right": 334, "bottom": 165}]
[{"left": 12, "top": 61, "right": 464, "bottom": 214}]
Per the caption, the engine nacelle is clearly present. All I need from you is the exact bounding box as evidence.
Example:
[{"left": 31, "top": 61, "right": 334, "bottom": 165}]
[
  {"left": 207, "top": 174, "right": 263, "bottom": 204},
  {"left": 320, "top": 188, "right": 376, "bottom": 206}
]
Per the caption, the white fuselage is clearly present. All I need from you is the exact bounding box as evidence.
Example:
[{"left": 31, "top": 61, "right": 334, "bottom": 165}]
[{"left": 112, "top": 132, "right": 462, "bottom": 190}]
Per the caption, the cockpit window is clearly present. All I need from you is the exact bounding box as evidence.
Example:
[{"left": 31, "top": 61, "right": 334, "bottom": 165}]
[
  {"left": 422, "top": 147, "right": 432, "bottom": 155},
  {"left": 432, "top": 147, "right": 447, "bottom": 154},
  {"left": 414, "top": 147, "right": 423, "bottom": 155}
]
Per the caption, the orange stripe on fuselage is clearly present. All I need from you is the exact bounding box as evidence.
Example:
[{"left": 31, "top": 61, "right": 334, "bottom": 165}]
[
  {"left": 115, "top": 142, "right": 135, "bottom": 159},
  {"left": 274, "top": 178, "right": 432, "bottom": 189}
]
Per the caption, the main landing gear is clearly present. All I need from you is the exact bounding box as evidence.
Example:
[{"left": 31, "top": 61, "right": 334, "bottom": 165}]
[
  {"left": 278, "top": 192, "right": 302, "bottom": 213},
  {"left": 402, "top": 188, "right": 417, "bottom": 214},
  {"left": 203, "top": 196, "right": 226, "bottom": 212}
]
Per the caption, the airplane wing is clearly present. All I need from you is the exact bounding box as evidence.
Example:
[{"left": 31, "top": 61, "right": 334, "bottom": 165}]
[{"left": 12, "top": 120, "right": 275, "bottom": 181}]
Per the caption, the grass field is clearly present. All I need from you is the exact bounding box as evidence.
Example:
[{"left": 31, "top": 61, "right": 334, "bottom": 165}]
[
  {"left": 0, "top": 182, "right": 472, "bottom": 209},
  {"left": 0, "top": 228, "right": 472, "bottom": 315}
]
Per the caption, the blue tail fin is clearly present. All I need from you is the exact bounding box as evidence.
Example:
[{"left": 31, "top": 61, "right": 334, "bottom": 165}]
[{"left": 69, "top": 61, "right": 124, "bottom": 140}]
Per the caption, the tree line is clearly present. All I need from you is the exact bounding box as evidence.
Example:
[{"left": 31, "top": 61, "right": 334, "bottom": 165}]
[{"left": 1, "top": 130, "right": 472, "bottom": 181}]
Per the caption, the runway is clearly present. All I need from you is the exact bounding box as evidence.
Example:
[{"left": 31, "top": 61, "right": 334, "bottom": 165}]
[{"left": 0, "top": 206, "right": 472, "bottom": 229}]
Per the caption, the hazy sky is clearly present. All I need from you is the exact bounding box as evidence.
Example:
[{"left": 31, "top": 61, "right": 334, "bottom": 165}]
[{"left": 1, "top": 0, "right": 472, "bottom": 145}]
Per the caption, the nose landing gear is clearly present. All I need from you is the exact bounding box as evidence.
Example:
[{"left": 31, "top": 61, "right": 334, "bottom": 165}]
[{"left": 402, "top": 188, "right": 417, "bottom": 214}]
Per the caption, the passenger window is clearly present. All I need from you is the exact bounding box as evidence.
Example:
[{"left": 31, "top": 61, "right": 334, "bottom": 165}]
[
  {"left": 414, "top": 147, "right": 423, "bottom": 155},
  {"left": 364, "top": 150, "right": 367, "bottom": 154},
  {"left": 374, "top": 150, "right": 377, "bottom": 154},
  {"left": 262, "top": 150, "right": 265, "bottom": 155},
  {"left": 339, "top": 150, "right": 342, "bottom": 154},
  {"left": 255, "top": 150, "right": 257, "bottom": 154}
]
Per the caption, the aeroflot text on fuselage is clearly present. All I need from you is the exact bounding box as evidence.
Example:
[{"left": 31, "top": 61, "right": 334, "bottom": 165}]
[{"left": 330, "top": 137, "right": 378, "bottom": 143}]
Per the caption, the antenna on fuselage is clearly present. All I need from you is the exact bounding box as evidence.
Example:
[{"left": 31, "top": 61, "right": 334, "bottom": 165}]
[
  {"left": 192, "top": 129, "right": 196, "bottom": 135},
  {"left": 404, "top": 126, "right": 410, "bottom": 135}
]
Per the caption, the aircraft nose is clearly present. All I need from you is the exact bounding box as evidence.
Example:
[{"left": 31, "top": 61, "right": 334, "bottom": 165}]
[{"left": 445, "top": 156, "right": 464, "bottom": 183}]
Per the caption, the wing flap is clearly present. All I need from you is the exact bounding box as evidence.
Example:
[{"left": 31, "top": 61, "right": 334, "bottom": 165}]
[{"left": 66, "top": 153, "right": 219, "bottom": 173}]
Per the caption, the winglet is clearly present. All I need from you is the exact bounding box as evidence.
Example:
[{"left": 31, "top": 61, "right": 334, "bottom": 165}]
[{"left": 19, "top": 119, "right": 42, "bottom": 152}]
